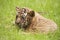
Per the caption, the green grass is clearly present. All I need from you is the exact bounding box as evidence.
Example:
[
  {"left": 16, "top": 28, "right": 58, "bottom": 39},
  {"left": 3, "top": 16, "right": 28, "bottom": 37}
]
[{"left": 0, "top": 0, "right": 60, "bottom": 40}]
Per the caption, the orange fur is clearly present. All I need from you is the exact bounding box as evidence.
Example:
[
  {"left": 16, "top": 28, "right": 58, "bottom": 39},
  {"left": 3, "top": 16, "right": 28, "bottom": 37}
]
[{"left": 24, "top": 7, "right": 57, "bottom": 33}]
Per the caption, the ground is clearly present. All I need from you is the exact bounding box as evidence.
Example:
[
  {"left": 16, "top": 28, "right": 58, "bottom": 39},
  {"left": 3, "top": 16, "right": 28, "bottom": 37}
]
[{"left": 0, "top": 0, "right": 60, "bottom": 40}]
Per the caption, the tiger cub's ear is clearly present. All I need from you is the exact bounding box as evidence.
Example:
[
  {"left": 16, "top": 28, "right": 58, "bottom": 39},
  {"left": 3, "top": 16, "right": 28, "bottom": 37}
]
[
  {"left": 29, "top": 10, "right": 35, "bottom": 17},
  {"left": 16, "top": 7, "right": 21, "bottom": 14},
  {"left": 16, "top": 7, "right": 20, "bottom": 11}
]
